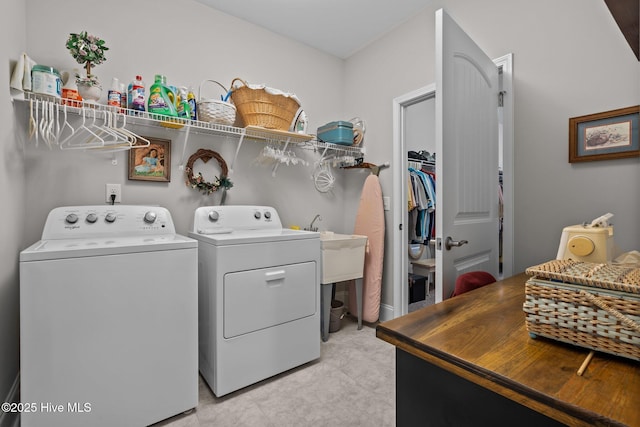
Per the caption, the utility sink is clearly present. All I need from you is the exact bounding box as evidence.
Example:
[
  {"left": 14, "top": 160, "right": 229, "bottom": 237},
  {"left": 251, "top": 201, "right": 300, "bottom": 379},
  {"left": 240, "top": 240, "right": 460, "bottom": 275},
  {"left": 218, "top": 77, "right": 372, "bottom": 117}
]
[{"left": 319, "top": 232, "right": 368, "bottom": 284}]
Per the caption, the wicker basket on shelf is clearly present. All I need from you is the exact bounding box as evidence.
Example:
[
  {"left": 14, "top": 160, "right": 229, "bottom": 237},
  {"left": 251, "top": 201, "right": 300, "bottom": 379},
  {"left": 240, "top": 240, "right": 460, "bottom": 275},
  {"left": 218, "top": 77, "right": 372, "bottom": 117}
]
[
  {"left": 197, "top": 80, "right": 236, "bottom": 126},
  {"left": 229, "top": 78, "right": 300, "bottom": 131},
  {"left": 524, "top": 259, "right": 640, "bottom": 361}
]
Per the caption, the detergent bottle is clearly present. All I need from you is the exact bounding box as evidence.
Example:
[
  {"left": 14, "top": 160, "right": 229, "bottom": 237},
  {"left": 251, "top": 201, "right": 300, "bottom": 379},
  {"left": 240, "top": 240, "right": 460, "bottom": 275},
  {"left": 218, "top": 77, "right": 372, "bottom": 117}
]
[
  {"left": 60, "top": 68, "right": 82, "bottom": 106},
  {"left": 107, "top": 77, "right": 122, "bottom": 108},
  {"left": 128, "top": 75, "right": 145, "bottom": 112},
  {"left": 147, "top": 74, "right": 177, "bottom": 117},
  {"left": 169, "top": 85, "right": 179, "bottom": 107},
  {"left": 176, "top": 86, "right": 191, "bottom": 119},
  {"left": 187, "top": 86, "right": 197, "bottom": 120}
]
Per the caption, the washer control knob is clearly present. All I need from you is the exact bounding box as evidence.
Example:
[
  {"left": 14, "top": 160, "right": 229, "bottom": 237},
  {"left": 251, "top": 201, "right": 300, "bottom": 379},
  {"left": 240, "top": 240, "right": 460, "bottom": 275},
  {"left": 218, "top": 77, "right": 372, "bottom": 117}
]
[
  {"left": 65, "top": 213, "right": 79, "bottom": 224},
  {"left": 254, "top": 211, "right": 262, "bottom": 220},
  {"left": 143, "top": 211, "right": 157, "bottom": 224},
  {"left": 105, "top": 213, "right": 117, "bottom": 223},
  {"left": 264, "top": 211, "right": 272, "bottom": 220},
  {"left": 208, "top": 211, "right": 219, "bottom": 222},
  {"left": 86, "top": 213, "right": 98, "bottom": 223}
]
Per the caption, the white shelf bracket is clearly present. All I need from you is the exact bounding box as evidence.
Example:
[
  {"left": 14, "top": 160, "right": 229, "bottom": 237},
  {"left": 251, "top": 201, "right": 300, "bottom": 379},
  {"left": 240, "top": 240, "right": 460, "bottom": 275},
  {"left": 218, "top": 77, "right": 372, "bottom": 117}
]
[
  {"left": 178, "top": 125, "right": 192, "bottom": 171},
  {"left": 229, "top": 129, "right": 246, "bottom": 175}
]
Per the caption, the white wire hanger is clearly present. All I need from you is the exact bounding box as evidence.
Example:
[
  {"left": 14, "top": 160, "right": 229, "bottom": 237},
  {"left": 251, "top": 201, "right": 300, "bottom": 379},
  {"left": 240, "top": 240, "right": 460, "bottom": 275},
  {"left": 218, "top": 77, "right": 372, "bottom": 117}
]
[
  {"left": 255, "top": 144, "right": 309, "bottom": 169},
  {"left": 58, "top": 107, "right": 142, "bottom": 152},
  {"left": 89, "top": 110, "right": 141, "bottom": 152},
  {"left": 59, "top": 106, "right": 107, "bottom": 150}
]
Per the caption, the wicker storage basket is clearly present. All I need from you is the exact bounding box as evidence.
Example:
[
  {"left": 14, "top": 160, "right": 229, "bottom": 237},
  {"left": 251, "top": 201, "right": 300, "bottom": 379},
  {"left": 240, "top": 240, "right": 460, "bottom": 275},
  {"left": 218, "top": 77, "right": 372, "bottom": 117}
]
[
  {"left": 524, "top": 259, "right": 640, "bottom": 361},
  {"left": 197, "top": 80, "right": 236, "bottom": 126},
  {"left": 230, "top": 78, "right": 300, "bottom": 131}
]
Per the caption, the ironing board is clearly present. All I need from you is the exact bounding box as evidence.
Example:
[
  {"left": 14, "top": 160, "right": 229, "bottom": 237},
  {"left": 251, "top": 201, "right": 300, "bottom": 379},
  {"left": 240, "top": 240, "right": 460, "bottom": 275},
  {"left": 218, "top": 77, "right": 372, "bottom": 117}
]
[{"left": 348, "top": 174, "right": 385, "bottom": 323}]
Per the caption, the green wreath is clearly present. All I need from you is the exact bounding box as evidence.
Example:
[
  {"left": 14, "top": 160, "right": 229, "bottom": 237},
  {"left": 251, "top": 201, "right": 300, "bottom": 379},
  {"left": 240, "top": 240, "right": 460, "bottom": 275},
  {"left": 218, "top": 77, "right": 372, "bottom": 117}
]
[{"left": 185, "top": 149, "right": 233, "bottom": 195}]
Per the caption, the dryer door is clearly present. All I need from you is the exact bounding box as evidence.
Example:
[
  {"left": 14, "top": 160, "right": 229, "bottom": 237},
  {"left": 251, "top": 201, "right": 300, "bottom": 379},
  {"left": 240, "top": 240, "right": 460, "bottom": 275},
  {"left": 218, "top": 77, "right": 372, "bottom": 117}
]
[{"left": 223, "top": 262, "right": 317, "bottom": 338}]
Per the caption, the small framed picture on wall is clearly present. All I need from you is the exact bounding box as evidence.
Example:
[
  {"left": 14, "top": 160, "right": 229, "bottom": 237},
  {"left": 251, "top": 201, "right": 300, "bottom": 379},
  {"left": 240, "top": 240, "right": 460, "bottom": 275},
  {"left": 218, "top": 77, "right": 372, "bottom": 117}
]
[
  {"left": 128, "top": 137, "right": 171, "bottom": 182},
  {"left": 569, "top": 105, "right": 640, "bottom": 163}
]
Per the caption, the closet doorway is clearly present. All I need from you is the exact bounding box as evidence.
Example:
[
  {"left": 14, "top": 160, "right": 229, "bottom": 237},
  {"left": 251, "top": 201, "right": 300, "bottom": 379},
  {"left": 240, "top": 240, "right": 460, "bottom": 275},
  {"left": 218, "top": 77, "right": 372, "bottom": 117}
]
[{"left": 391, "top": 52, "right": 513, "bottom": 319}]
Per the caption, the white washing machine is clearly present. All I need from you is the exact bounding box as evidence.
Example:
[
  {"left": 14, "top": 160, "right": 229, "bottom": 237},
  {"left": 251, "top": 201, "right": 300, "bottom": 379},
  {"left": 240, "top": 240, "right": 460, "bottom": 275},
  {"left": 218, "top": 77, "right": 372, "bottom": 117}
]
[
  {"left": 20, "top": 205, "right": 198, "bottom": 427},
  {"left": 189, "top": 205, "right": 320, "bottom": 397}
]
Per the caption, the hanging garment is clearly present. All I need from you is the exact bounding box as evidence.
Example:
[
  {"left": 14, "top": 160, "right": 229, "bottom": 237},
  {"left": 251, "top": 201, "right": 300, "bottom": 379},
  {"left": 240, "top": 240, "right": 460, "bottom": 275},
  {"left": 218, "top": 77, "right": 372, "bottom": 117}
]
[
  {"left": 407, "top": 176, "right": 416, "bottom": 211},
  {"left": 408, "top": 167, "right": 436, "bottom": 242}
]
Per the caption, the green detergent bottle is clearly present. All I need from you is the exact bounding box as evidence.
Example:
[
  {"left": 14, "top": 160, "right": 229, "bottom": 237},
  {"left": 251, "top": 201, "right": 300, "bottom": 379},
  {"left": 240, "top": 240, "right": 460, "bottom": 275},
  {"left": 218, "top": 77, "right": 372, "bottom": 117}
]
[{"left": 147, "top": 75, "right": 178, "bottom": 117}]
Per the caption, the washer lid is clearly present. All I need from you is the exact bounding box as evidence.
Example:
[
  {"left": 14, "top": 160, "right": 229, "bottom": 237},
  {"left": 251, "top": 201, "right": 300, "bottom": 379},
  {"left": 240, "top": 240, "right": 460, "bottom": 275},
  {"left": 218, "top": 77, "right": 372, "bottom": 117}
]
[
  {"left": 20, "top": 234, "right": 197, "bottom": 262},
  {"left": 188, "top": 228, "right": 319, "bottom": 245}
]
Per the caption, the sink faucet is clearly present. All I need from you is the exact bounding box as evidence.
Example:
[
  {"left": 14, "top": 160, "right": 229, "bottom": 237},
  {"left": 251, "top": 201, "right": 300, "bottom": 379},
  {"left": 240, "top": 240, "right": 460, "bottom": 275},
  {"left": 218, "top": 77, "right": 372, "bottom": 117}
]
[{"left": 305, "top": 214, "right": 322, "bottom": 232}]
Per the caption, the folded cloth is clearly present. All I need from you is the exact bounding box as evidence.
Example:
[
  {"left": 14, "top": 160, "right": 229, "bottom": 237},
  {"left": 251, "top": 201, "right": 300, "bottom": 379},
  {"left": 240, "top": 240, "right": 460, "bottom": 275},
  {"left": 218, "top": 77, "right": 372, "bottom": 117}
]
[
  {"left": 10, "top": 52, "right": 37, "bottom": 93},
  {"left": 614, "top": 250, "right": 640, "bottom": 267}
]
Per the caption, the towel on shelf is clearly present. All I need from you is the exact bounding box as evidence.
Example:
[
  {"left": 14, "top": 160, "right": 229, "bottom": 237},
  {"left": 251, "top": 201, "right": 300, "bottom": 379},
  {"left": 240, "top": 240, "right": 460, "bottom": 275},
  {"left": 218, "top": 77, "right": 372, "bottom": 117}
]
[{"left": 10, "top": 52, "right": 37, "bottom": 95}]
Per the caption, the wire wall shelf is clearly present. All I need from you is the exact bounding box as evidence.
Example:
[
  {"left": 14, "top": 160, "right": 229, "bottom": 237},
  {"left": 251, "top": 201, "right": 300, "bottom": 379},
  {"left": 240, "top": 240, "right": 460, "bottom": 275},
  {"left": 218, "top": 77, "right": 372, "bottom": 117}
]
[{"left": 15, "top": 92, "right": 364, "bottom": 155}]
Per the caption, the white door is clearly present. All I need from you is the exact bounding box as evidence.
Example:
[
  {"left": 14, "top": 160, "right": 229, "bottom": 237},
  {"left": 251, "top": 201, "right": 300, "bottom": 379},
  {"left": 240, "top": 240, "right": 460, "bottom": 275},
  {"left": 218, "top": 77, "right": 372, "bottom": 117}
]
[{"left": 435, "top": 9, "right": 500, "bottom": 301}]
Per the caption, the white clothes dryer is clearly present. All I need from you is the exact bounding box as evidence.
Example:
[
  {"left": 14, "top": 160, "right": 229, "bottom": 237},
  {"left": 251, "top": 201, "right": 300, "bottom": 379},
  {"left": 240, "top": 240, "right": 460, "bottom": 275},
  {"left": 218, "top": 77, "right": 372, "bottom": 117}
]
[
  {"left": 189, "top": 205, "right": 320, "bottom": 397},
  {"left": 20, "top": 205, "right": 198, "bottom": 427}
]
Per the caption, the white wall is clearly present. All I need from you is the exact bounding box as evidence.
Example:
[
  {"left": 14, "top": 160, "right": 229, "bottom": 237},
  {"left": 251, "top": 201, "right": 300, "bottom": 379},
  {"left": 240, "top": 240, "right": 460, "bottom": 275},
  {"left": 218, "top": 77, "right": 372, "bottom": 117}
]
[
  {"left": 344, "top": 0, "right": 640, "bottom": 306},
  {"left": 406, "top": 98, "right": 435, "bottom": 154},
  {"left": 22, "top": 0, "right": 351, "bottom": 245},
  {"left": 0, "top": 0, "right": 26, "bottom": 409}
]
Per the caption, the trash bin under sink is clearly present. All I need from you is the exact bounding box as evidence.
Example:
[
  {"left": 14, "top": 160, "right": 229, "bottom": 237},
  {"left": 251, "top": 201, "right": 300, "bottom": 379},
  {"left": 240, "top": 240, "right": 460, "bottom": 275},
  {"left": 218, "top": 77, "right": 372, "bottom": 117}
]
[{"left": 319, "top": 232, "right": 367, "bottom": 341}]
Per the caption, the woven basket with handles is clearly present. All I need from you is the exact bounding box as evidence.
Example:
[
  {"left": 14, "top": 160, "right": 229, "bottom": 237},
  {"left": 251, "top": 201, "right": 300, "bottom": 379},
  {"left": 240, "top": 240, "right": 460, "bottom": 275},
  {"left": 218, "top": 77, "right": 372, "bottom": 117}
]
[
  {"left": 230, "top": 78, "right": 300, "bottom": 131},
  {"left": 524, "top": 259, "right": 640, "bottom": 361},
  {"left": 197, "top": 80, "right": 236, "bottom": 126}
]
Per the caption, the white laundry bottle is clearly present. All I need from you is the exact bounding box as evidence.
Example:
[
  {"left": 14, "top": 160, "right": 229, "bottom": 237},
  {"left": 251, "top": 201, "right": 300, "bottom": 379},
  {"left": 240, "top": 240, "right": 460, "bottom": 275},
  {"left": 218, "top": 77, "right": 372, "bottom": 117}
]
[{"left": 61, "top": 68, "right": 83, "bottom": 106}]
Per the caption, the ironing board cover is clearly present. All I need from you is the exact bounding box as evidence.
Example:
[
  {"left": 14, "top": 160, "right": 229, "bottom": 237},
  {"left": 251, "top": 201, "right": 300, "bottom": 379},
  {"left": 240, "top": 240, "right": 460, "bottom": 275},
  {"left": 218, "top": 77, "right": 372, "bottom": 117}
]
[{"left": 348, "top": 174, "right": 385, "bottom": 323}]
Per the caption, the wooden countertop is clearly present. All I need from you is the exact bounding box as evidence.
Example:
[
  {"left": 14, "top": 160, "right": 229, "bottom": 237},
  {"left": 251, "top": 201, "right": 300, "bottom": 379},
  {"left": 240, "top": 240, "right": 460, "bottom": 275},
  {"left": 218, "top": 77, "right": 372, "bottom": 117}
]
[{"left": 376, "top": 273, "right": 640, "bottom": 427}]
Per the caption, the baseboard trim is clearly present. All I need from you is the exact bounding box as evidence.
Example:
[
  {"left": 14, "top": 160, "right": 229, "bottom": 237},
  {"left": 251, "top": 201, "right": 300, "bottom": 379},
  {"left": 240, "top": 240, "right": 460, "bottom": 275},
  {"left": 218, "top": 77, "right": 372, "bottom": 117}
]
[
  {"left": 379, "top": 303, "right": 394, "bottom": 322},
  {"left": 338, "top": 285, "right": 395, "bottom": 323},
  {"left": 0, "top": 373, "right": 20, "bottom": 427}
]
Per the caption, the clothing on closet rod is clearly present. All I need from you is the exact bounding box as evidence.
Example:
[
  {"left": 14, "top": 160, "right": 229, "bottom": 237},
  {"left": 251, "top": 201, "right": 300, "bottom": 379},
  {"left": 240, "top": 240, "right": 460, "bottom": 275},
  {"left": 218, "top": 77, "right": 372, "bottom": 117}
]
[{"left": 408, "top": 166, "right": 436, "bottom": 244}]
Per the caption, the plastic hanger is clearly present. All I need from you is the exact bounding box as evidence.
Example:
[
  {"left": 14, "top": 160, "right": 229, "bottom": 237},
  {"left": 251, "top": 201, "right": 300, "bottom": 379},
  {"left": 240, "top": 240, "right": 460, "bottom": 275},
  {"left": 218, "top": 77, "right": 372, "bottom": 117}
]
[
  {"left": 115, "top": 112, "right": 150, "bottom": 148},
  {"left": 28, "top": 98, "right": 37, "bottom": 140},
  {"left": 89, "top": 111, "right": 139, "bottom": 152},
  {"left": 45, "top": 102, "right": 56, "bottom": 148},
  {"left": 89, "top": 109, "right": 124, "bottom": 142},
  {"left": 56, "top": 104, "right": 75, "bottom": 143},
  {"left": 59, "top": 106, "right": 105, "bottom": 150}
]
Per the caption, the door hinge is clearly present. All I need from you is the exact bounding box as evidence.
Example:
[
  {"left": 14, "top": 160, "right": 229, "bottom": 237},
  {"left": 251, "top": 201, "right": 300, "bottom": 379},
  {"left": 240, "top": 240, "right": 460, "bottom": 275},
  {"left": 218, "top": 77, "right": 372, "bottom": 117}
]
[{"left": 498, "top": 91, "right": 506, "bottom": 107}]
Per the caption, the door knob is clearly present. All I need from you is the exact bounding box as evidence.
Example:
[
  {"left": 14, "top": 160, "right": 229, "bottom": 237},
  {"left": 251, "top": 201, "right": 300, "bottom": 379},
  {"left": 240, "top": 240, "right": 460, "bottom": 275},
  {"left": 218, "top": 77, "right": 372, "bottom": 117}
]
[{"left": 445, "top": 236, "right": 468, "bottom": 250}]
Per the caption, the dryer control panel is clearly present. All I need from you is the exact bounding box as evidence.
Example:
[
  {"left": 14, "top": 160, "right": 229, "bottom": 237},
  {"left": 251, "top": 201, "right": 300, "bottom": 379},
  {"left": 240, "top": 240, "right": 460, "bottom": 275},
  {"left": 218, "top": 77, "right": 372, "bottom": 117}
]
[
  {"left": 192, "top": 205, "right": 282, "bottom": 235},
  {"left": 41, "top": 205, "right": 176, "bottom": 239}
]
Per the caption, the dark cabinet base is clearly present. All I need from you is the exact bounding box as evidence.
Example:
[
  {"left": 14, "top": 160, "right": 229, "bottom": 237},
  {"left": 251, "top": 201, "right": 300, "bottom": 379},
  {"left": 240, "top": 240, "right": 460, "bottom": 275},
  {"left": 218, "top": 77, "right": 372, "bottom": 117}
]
[{"left": 396, "top": 349, "right": 565, "bottom": 427}]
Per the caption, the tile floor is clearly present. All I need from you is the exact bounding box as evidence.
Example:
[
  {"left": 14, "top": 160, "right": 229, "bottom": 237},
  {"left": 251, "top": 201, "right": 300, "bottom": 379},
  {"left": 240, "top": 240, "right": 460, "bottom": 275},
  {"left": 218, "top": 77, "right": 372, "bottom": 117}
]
[{"left": 154, "top": 317, "right": 396, "bottom": 427}]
